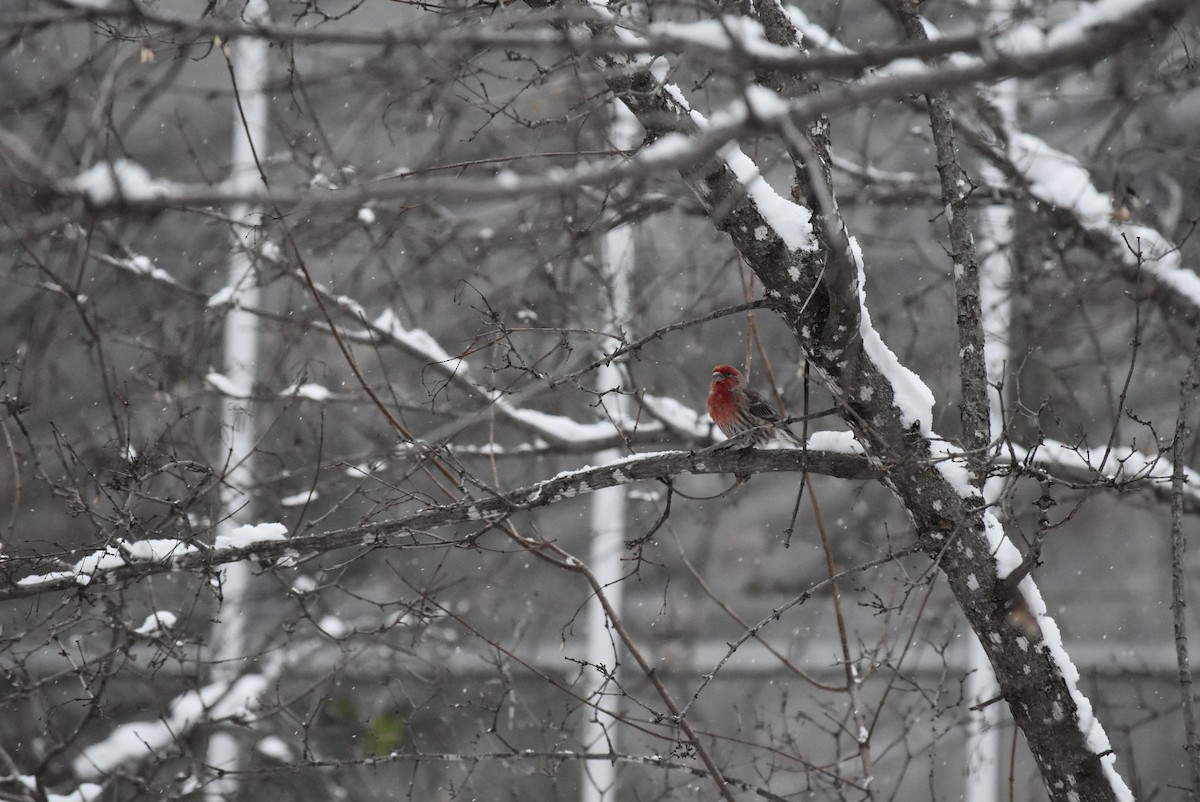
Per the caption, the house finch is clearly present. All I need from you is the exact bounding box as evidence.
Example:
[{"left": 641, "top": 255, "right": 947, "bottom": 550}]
[{"left": 706, "top": 364, "right": 804, "bottom": 447}]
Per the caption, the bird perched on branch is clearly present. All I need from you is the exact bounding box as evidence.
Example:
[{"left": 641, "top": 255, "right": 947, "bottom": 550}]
[{"left": 706, "top": 364, "right": 804, "bottom": 447}]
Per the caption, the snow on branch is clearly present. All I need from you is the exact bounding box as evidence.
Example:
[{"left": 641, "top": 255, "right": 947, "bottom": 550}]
[
  {"left": 657, "top": 82, "right": 817, "bottom": 254},
  {"left": 280, "top": 382, "right": 334, "bottom": 401},
  {"left": 213, "top": 522, "right": 288, "bottom": 550},
  {"left": 975, "top": 511, "right": 1129, "bottom": 794},
  {"left": 769, "top": 0, "right": 1192, "bottom": 125},
  {"left": 434, "top": 390, "right": 727, "bottom": 455},
  {"left": 1016, "top": 438, "right": 1200, "bottom": 510},
  {"left": 134, "top": 611, "right": 178, "bottom": 637},
  {"left": 72, "top": 674, "right": 269, "bottom": 780},
  {"left": 778, "top": 3, "right": 1199, "bottom": 313},
  {"left": 640, "top": 393, "right": 717, "bottom": 440},
  {"left": 495, "top": 404, "right": 650, "bottom": 446},
  {"left": 645, "top": 16, "right": 795, "bottom": 60},
  {"left": 16, "top": 539, "right": 199, "bottom": 589},
  {"left": 5, "top": 434, "right": 1197, "bottom": 603},
  {"left": 849, "top": 240, "right": 936, "bottom": 433},
  {"left": 367, "top": 308, "right": 467, "bottom": 378},
  {"left": 4, "top": 446, "right": 875, "bottom": 601},
  {"left": 13, "top": 432, "right": 1183, "bottom": 599},
  {"left": 352, "top": 305, "right": 660, "bottom": 448},
  {"left": 279, "top": 272, "right": 654, "bottom": 447},
  {"left": 90, "top": 250, "right": 180, "bottom": 287},
  {"left": 69, "top": 160, "right": 184, "bottom": 205},
  {"left": 204, "top": 372, "right": 252, "bottom": 399},
  {"left": 10, "top": 779, "right": 105, "bottom": 802},
  {"left": 1008, "top": 133, "right": 1199, "bottom": 307}
]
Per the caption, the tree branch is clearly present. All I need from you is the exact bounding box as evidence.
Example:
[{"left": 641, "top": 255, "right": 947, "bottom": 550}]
[
  {"left": 893, "top": 0, "right": 991, "bottom": 480},
  {"left": 2, "top": 446, "right": 874, "bottom": 602}
]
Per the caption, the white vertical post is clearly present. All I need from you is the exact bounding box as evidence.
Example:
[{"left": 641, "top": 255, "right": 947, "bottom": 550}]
[
  {"left": 580, "top": 99, "right": 639, "bottom": 802},
  {"left": 205, "top": 3, "right": 271, "bottom": 799}
]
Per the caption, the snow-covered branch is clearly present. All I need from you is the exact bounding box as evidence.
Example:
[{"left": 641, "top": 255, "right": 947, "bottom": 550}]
[
  {"left": 784, "top": 4, "right": 1200, "bottom": 316},
  {"left": 8, "top": 434, "right": 1188, "bottom": 602},
  {"left": 1016, "top": 439, "right": 1200, "bottom": 511},
  {"left": 332, "top": 301, "right": 659, "bottom": 448},
  {"left": 1007, "top": 132, "right": 1199, "bottom": 308},
  {"left": 72, "top": 674, "right": 272, "bottom": 781},
  {"left": 5, "top": 444, "right": 874, "bottom": 602}
]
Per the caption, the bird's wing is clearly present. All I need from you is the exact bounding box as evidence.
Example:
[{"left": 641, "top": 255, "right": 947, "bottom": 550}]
[
  {"left": 744, "top": 389, "right": 784, "bottom": 424},
  {"left": 746, "top": 388, "right": 805, "bottom": 445}
]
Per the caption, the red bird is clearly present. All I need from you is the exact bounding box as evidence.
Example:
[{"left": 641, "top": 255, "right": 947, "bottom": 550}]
[{"left": 706, "top": 364, "right": 804, "bottom": 447}]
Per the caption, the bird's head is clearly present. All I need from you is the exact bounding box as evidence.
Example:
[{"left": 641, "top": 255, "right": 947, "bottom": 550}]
[{"left": 711, "top": 364, "right": 742, "bottom": 386}]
